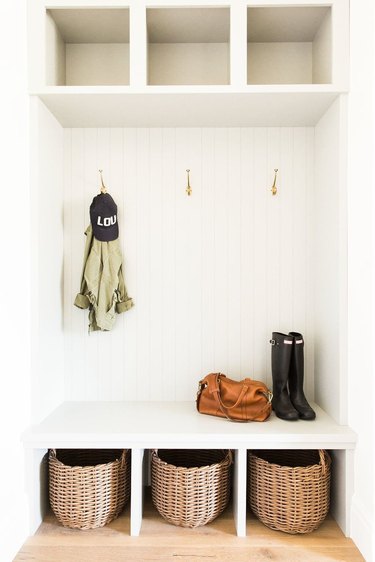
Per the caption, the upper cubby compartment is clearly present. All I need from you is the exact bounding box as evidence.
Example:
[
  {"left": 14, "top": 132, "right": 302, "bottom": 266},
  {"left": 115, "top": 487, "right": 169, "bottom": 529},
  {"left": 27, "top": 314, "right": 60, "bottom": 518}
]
[
  {"left": 146, "top": 7, "right": 230, "bottom": 86},
  {"left": 247, "top": 6, "right": 332, "bottom": 85},
  {"left": 46, "top": 8, "right": 130, "bottom": 86}
]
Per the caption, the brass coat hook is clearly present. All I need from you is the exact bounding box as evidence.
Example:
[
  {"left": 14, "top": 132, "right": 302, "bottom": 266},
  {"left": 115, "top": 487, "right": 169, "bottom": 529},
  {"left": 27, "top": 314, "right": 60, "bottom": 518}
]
[
  {"left": 271, "top": 169, "right": 278, "bottom": 196},
  {"left": 99, "top": 169, "right": 107, "bottom": 194},
  {"left": 186, "top": 169, "right": 192, "bottom": 196}
]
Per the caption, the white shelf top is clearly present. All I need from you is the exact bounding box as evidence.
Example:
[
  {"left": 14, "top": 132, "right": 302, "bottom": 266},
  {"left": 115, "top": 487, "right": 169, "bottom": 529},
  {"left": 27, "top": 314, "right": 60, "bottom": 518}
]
[
  {"left": 23, "top": 401, "right": 357, "bottom": 450},
  {"left": 35, "top": 88, "right": 340, "bottom": 127}
]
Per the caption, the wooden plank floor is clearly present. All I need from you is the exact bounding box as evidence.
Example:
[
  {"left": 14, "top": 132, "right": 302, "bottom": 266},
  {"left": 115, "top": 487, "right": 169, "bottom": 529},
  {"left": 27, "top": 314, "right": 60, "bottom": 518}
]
[{"left": 15, "top": 495, "right": 365, "bottom": 562}]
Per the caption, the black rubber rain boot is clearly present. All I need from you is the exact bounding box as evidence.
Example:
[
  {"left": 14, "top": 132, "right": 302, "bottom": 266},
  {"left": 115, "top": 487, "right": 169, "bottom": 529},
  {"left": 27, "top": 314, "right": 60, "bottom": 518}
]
[
  {"left": 288, "top": 332, "right": 316, "bottom": 420},
  {"left": 270, "top": 332, "right": 299, "bottom": 421}
]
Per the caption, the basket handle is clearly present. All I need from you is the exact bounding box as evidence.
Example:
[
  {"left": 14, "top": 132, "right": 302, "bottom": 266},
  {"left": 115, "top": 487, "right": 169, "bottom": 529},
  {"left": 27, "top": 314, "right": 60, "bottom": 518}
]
[
  {"left": 120, "top": 449, "right": 127, "bottom": 468},
  {"left": 227, "top": 449, "right": 233, "bottom": 465},
  {"left": 318, "top": 449, "right": 329, "bottom": 474}
]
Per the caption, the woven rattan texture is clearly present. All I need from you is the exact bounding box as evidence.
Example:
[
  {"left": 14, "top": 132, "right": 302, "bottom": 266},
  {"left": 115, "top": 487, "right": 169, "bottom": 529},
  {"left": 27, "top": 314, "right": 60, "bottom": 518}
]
[
  {"left": 248, "top": 449, "right": 331, "bottom": 534},
  {"left": 151, "top": 449, "right": 232, "bottom": 528},
  {"left": 49, "top": 449, "right": 130, "bottom": 530}
]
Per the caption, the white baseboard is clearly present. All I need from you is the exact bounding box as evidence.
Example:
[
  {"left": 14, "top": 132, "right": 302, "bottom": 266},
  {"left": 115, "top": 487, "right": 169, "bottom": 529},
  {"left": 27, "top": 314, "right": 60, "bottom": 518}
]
[{"left": 351, "top": 496, "right": 374, "bottom": 562}]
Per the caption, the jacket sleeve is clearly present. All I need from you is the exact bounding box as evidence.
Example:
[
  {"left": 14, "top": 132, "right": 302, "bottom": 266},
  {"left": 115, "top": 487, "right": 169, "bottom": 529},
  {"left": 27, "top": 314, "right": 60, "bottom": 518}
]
[
  {"left": 116, "top": 264, "right": 134, "bottom": 314},
  {"left": 74, "top": 225, "right": 93, "bottom": 310}
]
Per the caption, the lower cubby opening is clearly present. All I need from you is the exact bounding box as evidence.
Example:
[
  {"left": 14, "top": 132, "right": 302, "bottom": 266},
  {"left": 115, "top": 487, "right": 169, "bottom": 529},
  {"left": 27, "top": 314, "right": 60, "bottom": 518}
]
[
  {"left": 19, "top": 493, "right": 366, "bottom": 562},
  {"left": 18, "top": 494, "right": 363, "bottom": 562},
  {"left": 23, "top": 401, "right": 356, "bottom": 541}
]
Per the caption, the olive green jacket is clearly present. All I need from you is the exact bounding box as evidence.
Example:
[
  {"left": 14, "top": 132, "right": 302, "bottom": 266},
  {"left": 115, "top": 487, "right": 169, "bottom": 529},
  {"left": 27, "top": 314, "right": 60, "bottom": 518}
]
[{"left": 74, "top": 224, "right": 134, "bottom": 331}]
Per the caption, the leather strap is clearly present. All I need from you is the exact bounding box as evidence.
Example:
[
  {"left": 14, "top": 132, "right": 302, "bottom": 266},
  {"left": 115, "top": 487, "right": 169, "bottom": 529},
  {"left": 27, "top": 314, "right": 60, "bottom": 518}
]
[{"left": 209, "top": 373, "right": 272, "bottom": 422}]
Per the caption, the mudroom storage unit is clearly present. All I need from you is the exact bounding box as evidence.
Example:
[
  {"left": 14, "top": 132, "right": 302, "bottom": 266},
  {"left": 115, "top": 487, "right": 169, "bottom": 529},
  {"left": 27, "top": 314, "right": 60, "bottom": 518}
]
[{"left": 24, "top": 0, "right": 356, "bottom": 542}]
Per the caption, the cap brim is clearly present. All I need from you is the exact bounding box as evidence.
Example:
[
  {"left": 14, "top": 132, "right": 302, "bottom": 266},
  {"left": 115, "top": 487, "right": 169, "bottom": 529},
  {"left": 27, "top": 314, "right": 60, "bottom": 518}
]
[{"left": 92, "top": 224, "right": 119, "bottom": 242}]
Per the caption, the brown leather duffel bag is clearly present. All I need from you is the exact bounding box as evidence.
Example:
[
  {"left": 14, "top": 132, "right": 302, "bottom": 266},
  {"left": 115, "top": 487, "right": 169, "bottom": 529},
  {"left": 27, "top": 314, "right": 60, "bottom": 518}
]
[{"left": 196, "top": 373, "right": 272, "bottom": 422}]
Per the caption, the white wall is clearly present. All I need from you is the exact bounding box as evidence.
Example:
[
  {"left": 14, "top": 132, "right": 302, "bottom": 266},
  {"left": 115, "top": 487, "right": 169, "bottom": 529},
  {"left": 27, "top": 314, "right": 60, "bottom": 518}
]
[
  {"left": 314, "top": 96, "right": 347, "bottom": 425},
  {"left": 312, "top": 9, "right": 331, "bottom": 84},
  {"left": 30, "top": 98, "right": 65, "bottom": 423},
  {"left": 63, "top": 126, "right": 315, "bottom": 402},
  {"left": 347, "top": 1, "right": 375, "bottom": 560},
  {"left": 148, "top": 43, "right": 229, "bottom": 85},
  {"left": 0, "top": 2, "right": 31, "bottom": 560},
  {"left": 66, "top": 44, "right": 129, "bottom": 86},
  {"left": 247, "top": 43, "right": 312, "bottom": 85},
  {"left": 46, "top": 11, "right": 66, "bottom": 86}
]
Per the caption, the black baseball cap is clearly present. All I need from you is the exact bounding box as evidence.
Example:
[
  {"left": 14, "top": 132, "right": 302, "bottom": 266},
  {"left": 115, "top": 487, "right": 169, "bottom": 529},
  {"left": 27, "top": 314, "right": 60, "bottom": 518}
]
[{"left": 90, "top": 193, "right": 119, "bottom": 242}]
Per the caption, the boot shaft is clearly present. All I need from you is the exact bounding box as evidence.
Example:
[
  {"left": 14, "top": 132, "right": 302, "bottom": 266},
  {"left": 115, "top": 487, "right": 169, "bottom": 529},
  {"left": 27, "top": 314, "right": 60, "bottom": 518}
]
[
  {"left": 288, "top": 331, "right": 316, "bottom": 420},
  {"left": 288, "top": 331, "right": 304, "bottom": 393},
  {"left": 271, "top": 332, "right": 293, "bottom": 387},
  {"left": 270, "top": 332, "right": 293, "bottom": 393},
  {"left": 270, "top": 331, "right": 299, "bottom": 420}
]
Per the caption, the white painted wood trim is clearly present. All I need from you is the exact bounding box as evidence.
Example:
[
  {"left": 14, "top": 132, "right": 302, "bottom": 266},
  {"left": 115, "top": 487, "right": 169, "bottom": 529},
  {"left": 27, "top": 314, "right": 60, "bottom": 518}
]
[
  {"left": 130, "top": 3, "right": 147, "bottom": 87},
  {"left": 130, "top": 448, "right": 145, "bottom": 536},
  {"left": 230, "top": 3, "right": 247, "bottom": 88},
  {"left": 22, "top": 402, "right": 357, "bottom": 450},
  {"left": 25, "top": 448, "right": 49, "bottom": 534},
  {"left": 338, "top": 94, "right": 349, "bottom": 425},
  {"left": 233, "top": 449, "right": 247, "bottom": 537},
  {"left": 27, "top": 1, "right": 45, "bottom": 91},
  {"left": 350, "top": 492, "right": 374, "bottom": 562},
  {"left": 331, "top": 0, "right": 349, "bottom": 89},
  {"left": 330, "top": 449, "right": 354, "bottom": 537}
]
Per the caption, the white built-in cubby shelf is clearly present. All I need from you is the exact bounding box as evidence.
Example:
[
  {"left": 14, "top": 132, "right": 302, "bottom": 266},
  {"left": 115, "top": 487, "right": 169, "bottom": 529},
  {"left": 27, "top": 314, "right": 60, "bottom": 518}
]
[
  {"left": 23, "top": 401, "right": 357, "bottom": 538},
  {"left": 147, "top": 7, "right": 230, "bottom": 86},
  {"left": 26, "top": 0, "right": 355, "bottom": 549},
  {"left": 46, "top": 8, "right": 130, "bottom": 86},
  {"left": 247, "top": 6, "right": 332, "bottom": 85},
  {"left": 29, "top": 0, "right": 349, "bottom": 127}
]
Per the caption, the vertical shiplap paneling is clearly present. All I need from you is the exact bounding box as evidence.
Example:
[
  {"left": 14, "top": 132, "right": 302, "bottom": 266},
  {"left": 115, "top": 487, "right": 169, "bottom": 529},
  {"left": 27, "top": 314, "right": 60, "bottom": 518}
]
[
  {"left": 108, "top": 127, "right": 126, "bottom": 400},
  {"left": 122, "top": 129, "right": 138, "bottom": 400},
  {"left": 227, "top": 128, "right": 242, "bottom": 378},
  {"left": 96, "top": 129, "right": 112, "bottom": 400},
  {"left": 266, "top": 128, "right": 282, "bottom": 386},
  {"left": 64, "top": 127, "right": 314, "bottom": 401},
  {"left": 63, "top": 128, "right": 73, "bottom": 399},
  {"left": 240, "top": 128, "right": 254, "bottom": 378},
  {"left": 69, "top": 128, "right": 86, "bottom": 400},
  {"left": 200, "top": 129, "right": 215, "bottom": 377},
  {"left": 160, "top": 129, "right": 177, "bottom": 400},
  {"left": 174, "top": 129, "right": 190, "bottom": 400},
  {"left": 135, "top": 129, "right": 151, "bottom": 399},
  {"left": 252, "top": 129, "right": 268, "bottom": 384},
  {"left": 305, "top": 128, "right": 315, "bottom": 399},
  {"left": 82, "top": 128, "right": 99, "bottom": 401},
  {"left": 185, "top": 129, "right": 203, "bottom": 398},
  {"left": 148, "top": 128, "right": 163, "bottom": 400},
  {"left": 175, "top": 129, "right": 203, "bottom": 400},
  {"left": 292, "top": 128, "right": 308, "bottom": 332},
  {"left": 213, "top": 128, "right": 229, "bottom": 374},
  {"left": 279, "top": 128, "right": 294, "bottom": 332},
  {"left": 292, "top": 128, "right": 311, "bottom": 396}
]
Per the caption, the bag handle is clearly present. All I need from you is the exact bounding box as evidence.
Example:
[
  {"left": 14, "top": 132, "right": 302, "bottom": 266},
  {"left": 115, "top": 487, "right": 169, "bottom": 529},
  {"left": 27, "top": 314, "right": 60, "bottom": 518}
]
[
  {"left": 210, "top": 373, "right": 272, "bottom": 422},
  {"left": 213, "top": 376, "right": 249, "bottom": 410},
  {"left": 209, "top": 374, "right": 248, "bottom": 421}
]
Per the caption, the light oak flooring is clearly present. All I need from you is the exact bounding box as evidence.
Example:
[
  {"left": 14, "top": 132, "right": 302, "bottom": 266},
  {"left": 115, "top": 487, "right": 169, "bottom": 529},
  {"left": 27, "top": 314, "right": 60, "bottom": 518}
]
[{"left": 15, "top": 495, "right": 365, "bottom": 562}]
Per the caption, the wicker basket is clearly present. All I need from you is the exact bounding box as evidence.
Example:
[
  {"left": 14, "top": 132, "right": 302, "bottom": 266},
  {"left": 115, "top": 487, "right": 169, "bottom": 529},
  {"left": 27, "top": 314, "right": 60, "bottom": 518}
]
[
  {"left": 151, "top": 449, "right": 232, "bottom": 528},
  {"left": 49, "top": 449, "right": 130, "bottom": 530},
  {"left": 248, "top": 449, "right": 331, "bottom": 534}
]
